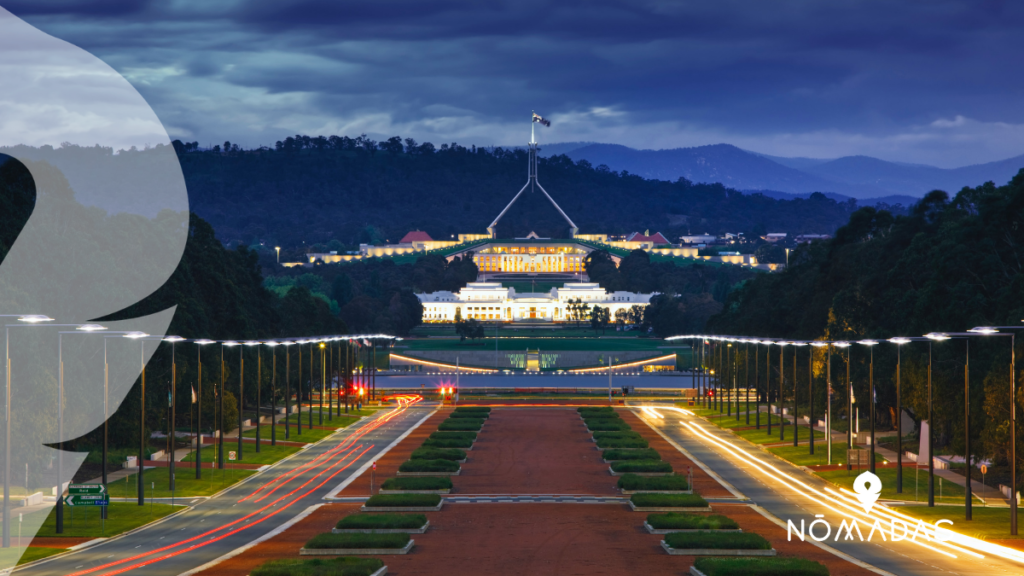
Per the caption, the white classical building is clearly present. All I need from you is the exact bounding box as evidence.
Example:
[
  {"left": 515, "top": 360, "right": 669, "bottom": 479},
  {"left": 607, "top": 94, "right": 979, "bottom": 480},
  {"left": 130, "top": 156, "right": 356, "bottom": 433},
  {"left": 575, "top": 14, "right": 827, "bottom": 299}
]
[{"left": 418, "top": 282, "right": 653, "bottom": 323}]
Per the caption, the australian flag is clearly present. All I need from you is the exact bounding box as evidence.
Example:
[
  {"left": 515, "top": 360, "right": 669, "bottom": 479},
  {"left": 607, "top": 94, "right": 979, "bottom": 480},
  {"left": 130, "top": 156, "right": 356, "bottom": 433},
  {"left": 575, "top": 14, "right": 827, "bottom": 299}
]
[{"left": 532, "top": 113, "right": 551, "bottom": 127}]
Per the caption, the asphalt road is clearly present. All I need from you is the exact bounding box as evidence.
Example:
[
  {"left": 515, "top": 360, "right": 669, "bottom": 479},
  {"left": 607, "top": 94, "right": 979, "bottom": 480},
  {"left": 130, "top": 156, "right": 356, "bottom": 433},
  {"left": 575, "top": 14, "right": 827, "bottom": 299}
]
[
  {"left": 15, "top": 403, "right": 436, "bottom": 576},
  {"left": 636, "top": 406, "right": 1024, "bottom": 576}
]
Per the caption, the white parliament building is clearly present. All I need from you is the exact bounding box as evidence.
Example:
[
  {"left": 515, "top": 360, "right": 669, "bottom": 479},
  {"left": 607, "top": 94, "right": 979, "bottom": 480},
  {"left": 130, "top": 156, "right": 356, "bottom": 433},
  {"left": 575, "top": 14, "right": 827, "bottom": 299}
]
[{"left": 419, "top": 281, "right": 652, "bottom": 323}]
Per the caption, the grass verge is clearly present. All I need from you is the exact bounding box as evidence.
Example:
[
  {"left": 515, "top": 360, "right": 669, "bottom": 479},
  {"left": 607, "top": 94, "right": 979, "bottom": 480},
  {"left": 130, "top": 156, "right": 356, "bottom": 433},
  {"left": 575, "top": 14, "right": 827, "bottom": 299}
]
[
  {"left": 18, "top": 502, "right": 180, "bottom": 539},
  {"left": 183, "top": 443, "right": 301, "bottom": 466},
  {"left": 242, "top": 425, "right": 338, "bottom": 442},
  {"left": 818, "top": 466, "right": 970, "bottom": 505},
  {"left": 112, "top": 467, "right": 256, "bottom": 499}
]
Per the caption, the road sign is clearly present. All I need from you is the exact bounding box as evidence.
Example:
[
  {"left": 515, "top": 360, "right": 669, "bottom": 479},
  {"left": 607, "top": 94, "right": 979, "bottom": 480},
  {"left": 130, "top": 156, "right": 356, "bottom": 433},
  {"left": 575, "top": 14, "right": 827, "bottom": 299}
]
[
  {"left": 228, "top": 451, "right": 237, "bottom": 461},
  {"left": 65, "top": 494, "right": 109, "bottom": 506},
  {"left": 68, "top": 484, "right": 105, "bottom": 495},
  {"left": 981, "top": 464, "right": 988, "bottom": 475}
]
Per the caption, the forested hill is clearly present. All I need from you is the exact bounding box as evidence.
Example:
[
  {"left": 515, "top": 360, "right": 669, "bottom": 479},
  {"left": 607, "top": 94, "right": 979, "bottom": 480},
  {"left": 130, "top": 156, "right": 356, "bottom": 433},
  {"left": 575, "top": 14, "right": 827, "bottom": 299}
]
[
  {"left": 172, "top": 137, "right": 864, "bottom": 248},
  {"left": 707, "top": 170, "right": 1024, "bottom": 465}
]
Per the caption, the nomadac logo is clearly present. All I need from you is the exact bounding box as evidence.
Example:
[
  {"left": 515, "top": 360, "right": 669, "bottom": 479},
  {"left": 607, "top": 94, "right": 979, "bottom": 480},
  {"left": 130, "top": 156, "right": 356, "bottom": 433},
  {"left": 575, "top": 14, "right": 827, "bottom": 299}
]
[
  {"left": 787, "top": 471, "right": 955, "bottom": 544},
  {"left": 853, "top": 471, "right": 882, "bottom": 513}
]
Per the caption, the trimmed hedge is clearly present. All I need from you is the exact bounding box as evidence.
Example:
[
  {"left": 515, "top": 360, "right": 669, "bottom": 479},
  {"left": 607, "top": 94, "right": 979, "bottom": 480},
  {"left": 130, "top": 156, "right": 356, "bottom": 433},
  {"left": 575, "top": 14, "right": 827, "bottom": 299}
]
[
  {"left": 454, "top": 406, "right": 491, "bottom": 413},
  {"left": 410, "top": 447, "right": 466, "bottom": 461},
  {"left": 632, "top": 493, "right": 707, "bottom": 508},
  {"left": 449, "top": 411, "right": 489, "bottom": 419},
  {"left": 617, "top": 473, "right": 689, "bottom": 491},
  {"left": 364, "top": 493, "right": 442, "bottom": 507},
  {"left": 398, "top": 459, "right": 460, "bottom": 473},
  {"left": 694, "top": 558, "right": 829, "bottom": 576},
  {"left": 438, "top": 419, "right": 483, "bottom": 431},
  {"left": 603, "top": 448, "right": 660, "bottom": 461},
  {"left": 592, "top": 431, "right": 643, "bottom": 440},
  {"left": 380, "top": 477, "right": 452, "bottom": 491},
  {"left": 336, "top": 513, "right": 427, "bottom": 530},
  {"left": 578, "top": 406, "right": 615, "bottom": 414},
  {"left": 664, "top": 532, "right": 771, "bottom": 551},
  {"left": 429, "top": 431, "right": 478, "bottom": 441},
  {"left": 583, "top": 412, "right": 621, "bottom": 420},
  {"left": 422, "top": 438, "right": 473, "bottom": 449},
  {"left": 611, "top": 460, "right": 672, "bottom": 473},
  {"left": 647, "top": 512, "right": 738, "bottom": 530},
  {"left": 306, "top": 532, "right": 410, "bottom": 550},
  {"left": 583, "top": 416, "right": 622, "bottom": 425},
  {"left": 596, "top": 439, "right": 650, "bottom": 449},
  {"left": 252, "top": 557, "right": 385, "bottom": 576},
  {"left": 587, "top": 421, "right": 632, "bottom": 432}
]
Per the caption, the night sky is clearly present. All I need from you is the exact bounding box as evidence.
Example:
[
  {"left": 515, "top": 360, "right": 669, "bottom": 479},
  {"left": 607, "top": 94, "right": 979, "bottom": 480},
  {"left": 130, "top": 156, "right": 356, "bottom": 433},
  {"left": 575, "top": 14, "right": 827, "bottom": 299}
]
[{"left": 6, "top": 0, "right": 1024, "bottom": 167}]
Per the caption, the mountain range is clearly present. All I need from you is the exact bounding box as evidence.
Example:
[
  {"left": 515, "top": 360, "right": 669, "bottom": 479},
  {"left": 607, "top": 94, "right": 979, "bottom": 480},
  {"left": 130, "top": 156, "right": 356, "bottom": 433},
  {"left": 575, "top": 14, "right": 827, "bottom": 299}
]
[{"left": 532, "top": 142, "right": 1024, "bottom": 201}]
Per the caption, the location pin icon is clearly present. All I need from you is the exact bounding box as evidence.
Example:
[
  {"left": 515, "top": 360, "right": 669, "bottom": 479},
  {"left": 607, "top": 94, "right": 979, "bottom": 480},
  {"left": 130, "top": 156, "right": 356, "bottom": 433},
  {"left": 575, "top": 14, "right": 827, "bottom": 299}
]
[{"left": 853, "top": 471, "right": 882, "bottom": 513}]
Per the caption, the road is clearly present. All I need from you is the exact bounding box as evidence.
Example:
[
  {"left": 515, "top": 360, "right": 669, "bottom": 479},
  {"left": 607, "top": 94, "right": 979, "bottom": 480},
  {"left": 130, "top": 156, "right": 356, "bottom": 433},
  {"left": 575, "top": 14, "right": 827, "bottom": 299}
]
[
  {"left": 15, "top": 402, "right": 436, "bottom": 576},
  {"left": 635, "top": 405, "right": 1024, "bottom": 576}
]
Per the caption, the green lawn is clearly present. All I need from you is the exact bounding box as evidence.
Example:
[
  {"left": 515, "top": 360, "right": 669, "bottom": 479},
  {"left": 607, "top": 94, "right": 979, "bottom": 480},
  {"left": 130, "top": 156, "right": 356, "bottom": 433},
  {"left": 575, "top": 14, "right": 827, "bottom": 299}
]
[
  {"left": 733, "top": 426, "right": 825, "bottom": 445},
  {"left": 704, "top": 413, "right": 786, "bottom": 429},
  {"left": 890, "top": 505, "right": 1024, "bottom": 540},
  {"left": 818, "top": 466, "right": 980, "bottom": 506},
  {"left": 113, "top": 466, "right": 256, "bottom": 498},
  {"left": 183, "top": 443, "right": 301, "bottom": 466},
  {"left": 3, "top": 502, "right": 181, "bottom": 540},
  {"left": 243, "top": 424, "right": 337, "bottom": 442},
  {"left": 767, "top": 442, "right": 886, "bottom": 468},
  {"left": 16, "top": 547, "right": 65, "bottom": 565}
]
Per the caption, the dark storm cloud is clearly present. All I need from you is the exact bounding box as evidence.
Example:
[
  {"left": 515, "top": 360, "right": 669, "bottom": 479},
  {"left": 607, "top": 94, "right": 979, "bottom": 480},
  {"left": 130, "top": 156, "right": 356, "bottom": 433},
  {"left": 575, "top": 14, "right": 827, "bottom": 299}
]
[{"left": 6, "top": 0, "right": 1024, "bottom": 165}]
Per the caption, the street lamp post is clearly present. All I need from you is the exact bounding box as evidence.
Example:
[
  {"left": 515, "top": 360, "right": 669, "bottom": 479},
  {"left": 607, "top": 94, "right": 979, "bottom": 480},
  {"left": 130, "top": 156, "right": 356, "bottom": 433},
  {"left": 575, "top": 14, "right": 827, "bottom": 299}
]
[
  {"left": 283, "top": 341, "right": 294, "bottom": 439},
  {"left": 779, "top": 342, "right": 788, "bottom": 441},
  {"left": 924, "top": 333, "right": 952, "bottom": 507},
  {"left": 165, "top": 336, "right": 185, "bottom": 492},
  {"left": 792, "top": 342, "right": 807, "bottom": 447},
  {"left": 245, "top": 341, "right": 261, "bottom": 453},
  {"left": 888, "top": 337, "right": 911, "bottom": 493},
  {"left": 297, "top": 341, "right": 303, "bottom": 436},
  {"left": 755, "top": 341, "right": 761, "bottom": 428},
  {"left": 834, "top": 342, "right": 851, "bottom": 469},
  {"left": 265, "top": 342, "right": 279, "bottom": 446},
  {"left": 766, "top": 341, "right": 773, "bottom": 435},
  {"left": 858, "top": 340, "right": 879, "bottom": 474},
  {"left": 745, "top": 340, "right": 751, "bottom": 425},
  {"left": 123, "top": 331, "right": 149, "bottom": 505},
  {"left": 967, "top": 326, "right": 1020, "bottom": 534},
  {"left": 194, "top": 339, "right": 215, "bottom": 478}
]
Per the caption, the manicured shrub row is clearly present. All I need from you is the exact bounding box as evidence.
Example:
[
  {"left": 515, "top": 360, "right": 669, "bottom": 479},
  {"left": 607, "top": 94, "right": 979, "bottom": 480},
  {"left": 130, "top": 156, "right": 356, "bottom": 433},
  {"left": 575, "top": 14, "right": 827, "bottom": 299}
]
[
  {"left": 583, "top": 412, "right": 621, "bottom": 421},
  {"left": 611, "top": 460, "right": 672, "bottom": 473},
  {"left": 631, "top": 493, "right": 707, "bottom": 508},
  {"left": 252, "top": 557, "right": 385, "bottom": 576},
  {"left": 647, "top": 512, "right": 738, "bottom": 530},
  {"left": 453, "top": 406, "right": 491, "bottom": 414},
  {"left": 583, "top": 416, "right": 622, "bottom": 425},
  {"left": 398, "top": 459, "right": 460, "bottom": 473},
  {"left": 617, "top": 473, "right": 689, "bottom": 491},
  {"left": 429, "top": 431, "right": 477, "bottom": 441},
  {"left": 596, "top": 439, "right": 650, "bottom": 449},
  {"left": 603, "top": 448, "right": 661, "bottom": 461},
  {"left": 693, "top": 557, "right": 829, "bottom": 576},
  {"left": 438, "top": 419, "right": 483, "bottom": 431},
  {"left": 422, "top": 438, "right": 473, "bottom": 449},
  {"left": 448, "top": 411, "right": 488, "bottom": 419},
  {"left": 587, "top": 421, "right": 632, "bottom": 432},
  {"left": 336, "top": 513, "right": 428, "bottom": 530},
  {"left": 381, "top": 477, "right": 452, "bottom": 491},
  {"left": 410, "top": 447, "right": 466, "bottom": 461},
  {"left": 578, "top": 406, "right": 615, "bottom": 415},
  {"left": 592, "top": 431, "right": 643, "bottom": 441},
  {"left": 306, "top": 532, "right": 410, "bottom": 550},
  {"left": 664, "top": 531, "right": 771, "bottom": 551},
  {"left": 364, "top": 493, "right": 442, "bottom": 507}
]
